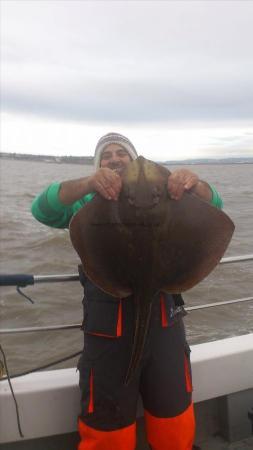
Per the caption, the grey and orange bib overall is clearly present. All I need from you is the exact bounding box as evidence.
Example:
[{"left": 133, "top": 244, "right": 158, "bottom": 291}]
[{"left": 77, "top": 271, "right": 195, "bottom": 450}]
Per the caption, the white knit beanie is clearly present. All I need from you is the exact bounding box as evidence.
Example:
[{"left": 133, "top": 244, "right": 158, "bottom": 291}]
[{"left": 94, "top": 132, "right": 138, "bottom": 169}]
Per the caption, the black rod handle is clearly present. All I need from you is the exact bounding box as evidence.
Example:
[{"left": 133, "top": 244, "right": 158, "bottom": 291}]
[{"left": 0, "top": 274, "right": 34, "bottom": 287}]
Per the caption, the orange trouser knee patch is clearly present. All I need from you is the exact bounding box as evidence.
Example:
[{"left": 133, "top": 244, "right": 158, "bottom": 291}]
[
  {"left": 78, "top": 418, "right": 136, "bottom": 450},
  {"left": 145, "top": 403, "right": 195, "bottom": 450}
]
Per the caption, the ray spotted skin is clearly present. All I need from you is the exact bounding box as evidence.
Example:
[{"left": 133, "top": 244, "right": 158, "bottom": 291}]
[{"left": 70, "top": 156, "right": 234, "bottom": 384}]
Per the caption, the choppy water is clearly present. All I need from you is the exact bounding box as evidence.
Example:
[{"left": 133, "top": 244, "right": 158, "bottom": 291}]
[{"left": 0, "top": 159, "right": 252, "bottom": 375}]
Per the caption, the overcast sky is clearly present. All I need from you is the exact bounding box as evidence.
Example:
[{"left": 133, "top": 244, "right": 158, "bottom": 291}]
[{"left": 1, "top": 0, "right": 253, "bottom": 160}]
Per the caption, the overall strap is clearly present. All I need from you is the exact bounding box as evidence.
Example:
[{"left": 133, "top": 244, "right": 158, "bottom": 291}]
[{"left": 172, "top": 294, "right": 184, "bottom": 306}]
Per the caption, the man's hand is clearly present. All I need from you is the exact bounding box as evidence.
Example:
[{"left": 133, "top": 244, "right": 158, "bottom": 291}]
[
  {"left": 89, "top": 168, "right": 122, "bottom": 201},
  {"left": 168, "top": 169, "right": 199, "bottom": 200}
]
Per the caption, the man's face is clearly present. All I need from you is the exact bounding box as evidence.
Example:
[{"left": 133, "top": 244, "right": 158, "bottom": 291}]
[{"left": 100, "top": 143, "right": 132, "bottom": 175}]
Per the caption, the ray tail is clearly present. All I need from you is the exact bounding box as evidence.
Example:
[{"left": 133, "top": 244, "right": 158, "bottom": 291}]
[{"left": 124, "top": 295, "right": 153, "bottom": 386}]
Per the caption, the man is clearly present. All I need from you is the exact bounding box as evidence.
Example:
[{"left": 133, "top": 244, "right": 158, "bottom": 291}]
[{"left": 31, "top": 132, "right": 223, "bottom": 450}]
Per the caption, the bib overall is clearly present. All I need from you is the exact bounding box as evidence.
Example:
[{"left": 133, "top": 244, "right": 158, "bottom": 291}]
[{"left": 77, "top": 270, "right": 195, "bottom": 450}]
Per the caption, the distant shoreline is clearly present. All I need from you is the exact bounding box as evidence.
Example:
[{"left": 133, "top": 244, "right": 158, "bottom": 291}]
[
  {"left": 0, "top": 152, "right": 94, "bottom": 165},
  {"left": 0, "top": 152, "right": 252, "bottom": 165}
]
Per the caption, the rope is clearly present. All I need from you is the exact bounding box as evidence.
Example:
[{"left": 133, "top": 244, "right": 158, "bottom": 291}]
[
  {"left": 0, "top": 345, "right": 24, "bottom": 438},
  {"left": 0, "top": 347, "right": 83, "bottom": 439},
  {"left": 16, "top": 286, "right": 35, "bottom": 304}
]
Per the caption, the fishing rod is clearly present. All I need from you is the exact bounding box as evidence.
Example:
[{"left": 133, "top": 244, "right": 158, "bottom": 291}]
[
  {"left": 0, "top": 273, "right": 80, "bottom": 287},
  {"left": 0, "top": 254, "right": 252, "bottom": 288}
]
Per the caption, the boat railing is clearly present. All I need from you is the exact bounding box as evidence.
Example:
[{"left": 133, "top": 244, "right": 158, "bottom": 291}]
[
  {"left": 0, "top": 253, "right": 252, "bottom": 335},
  {"left": 1, "top": 253, "right": 252, "bottom": 442}
]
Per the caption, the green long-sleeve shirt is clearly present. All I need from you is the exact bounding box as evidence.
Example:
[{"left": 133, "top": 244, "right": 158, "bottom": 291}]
[{"left": 31, "top": 181, "right": 223, "bottom": 229}]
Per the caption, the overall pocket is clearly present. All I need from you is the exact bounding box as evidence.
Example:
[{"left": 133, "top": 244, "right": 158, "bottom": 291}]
[
  {"left": 81, "top": 274, "right": 123, "bottom": 338},
  {"left": 84, "top": 297, "right": 122, "bottom": 338},
  {"left": 80, "top": 275, "right": 125, "bottom": 361}
]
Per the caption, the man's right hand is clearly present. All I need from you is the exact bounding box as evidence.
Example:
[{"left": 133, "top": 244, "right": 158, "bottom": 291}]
[{"left": 89, "top": 168, "right": 122, "bottom": 201}]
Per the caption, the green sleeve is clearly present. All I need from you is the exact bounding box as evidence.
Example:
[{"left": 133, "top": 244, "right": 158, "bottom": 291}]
[
  {"left": 209, "top": 185, "right": 223, "bottom": 209},
  {"left": 32, "top": 181, "right": 223, "bottom": 228},
  {"left": 31, "top": 182, "right": 95, "bottom": 229}
]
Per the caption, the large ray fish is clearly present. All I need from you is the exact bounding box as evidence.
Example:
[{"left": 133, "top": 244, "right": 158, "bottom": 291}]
[{"left": 70, "top": 156, "right": 234, "bottom": 385}]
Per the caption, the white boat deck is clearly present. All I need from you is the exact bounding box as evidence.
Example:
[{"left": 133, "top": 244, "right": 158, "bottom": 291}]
[
  {"left": 197, "top": 436, "right": 253, "bottom": 450},
  {"left": 1, "top": 334, "right": 253, "bottom": 450}
]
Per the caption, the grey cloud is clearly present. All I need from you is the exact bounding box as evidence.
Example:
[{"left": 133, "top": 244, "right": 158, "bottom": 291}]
[
  {"left": 3, "top": 76, "right": 253, "bottom": 123},
  {"left": 2, "top": 1, "right": 253, "bottom": 124}
]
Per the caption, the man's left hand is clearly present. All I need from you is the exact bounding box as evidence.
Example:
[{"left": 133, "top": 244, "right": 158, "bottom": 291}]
[{"left": 167, "top": 169, "right": 199, "bottom": 200}]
